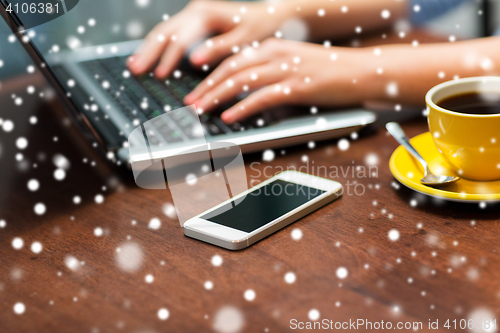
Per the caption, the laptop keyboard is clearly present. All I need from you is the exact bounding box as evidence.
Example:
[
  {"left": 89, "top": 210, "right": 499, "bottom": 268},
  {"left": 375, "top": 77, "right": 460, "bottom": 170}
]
[{"left": 79, "top": 56, "right": 252, "bottom": 145}]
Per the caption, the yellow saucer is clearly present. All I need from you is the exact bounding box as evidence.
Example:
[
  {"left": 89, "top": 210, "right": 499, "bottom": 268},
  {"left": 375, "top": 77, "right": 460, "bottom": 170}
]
[{"left": 389, "top": 132, "right": 500, "bottom": 202}]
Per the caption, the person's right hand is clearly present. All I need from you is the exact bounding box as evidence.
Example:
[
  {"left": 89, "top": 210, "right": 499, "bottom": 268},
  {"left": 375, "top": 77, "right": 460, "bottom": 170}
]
[{"left": 127, "top": 0, "right": 293, "bottom": 79}]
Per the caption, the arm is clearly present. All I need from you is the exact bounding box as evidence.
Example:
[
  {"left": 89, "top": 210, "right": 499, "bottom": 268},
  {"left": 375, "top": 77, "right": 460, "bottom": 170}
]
[
  {"left": 366, "top": 36, "right": 500, "bottom": 105},
  {"left": 286, "top": 0, "right": 408, "bottom": 40}
]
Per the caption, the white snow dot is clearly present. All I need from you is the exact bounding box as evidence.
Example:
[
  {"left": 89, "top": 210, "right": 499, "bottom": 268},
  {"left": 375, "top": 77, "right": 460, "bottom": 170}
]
[
  {"left": 0, "top": 220, "right": 6, "bottom": 228},
  {"left": 204, "top": 281, "right": 213, "bottom": 290},
  {"left": 135, "top": 0, "right": 150, "bottom": 7},
  {"left": 88, "top": 18, "right": 96, "bottom": 26},
  {"left": 94, "top": 194, "right": 104, "bottom": 204},
  {"left": 54, "top": 168, "right": 66, "bottom": 181},
  {"left": 308, "top": 309, "right": 320, "bottom": 321},
  {"left": 386, "top": 81, "right": 399, "bottom": 97},
  {"left": 2, "top": 120, "right": 14, "bottom": 132},
  {"left": 13, "top": 302, "right": 25, "bottom": 315},
  {"left": 244, "top": 289, "right": 256, "bottom": 301},
  {"left": 115, "top": 242, "right": 143, "bottom": 272},
  {"left": 73, "top": 196, "right": 81, "bottom": 204},
  {"left": 211, "top": 254, "right": 223, "bottom": 267},
  {"left": 284, "top": 272, "right": 296, "bottom": 284},
  {"left": 262, "top": 149, "right": 275, "bottom": 162},
  {"left": 34, "top": 203, "right": 46, "bottom": 215},
  {"left": 162, "top": 203, "right": 177, "bottom": 219},
  {"left": 145, "top": 274, "right": 154, "bottom": 283},
  {"left": 64, "top": 255, "right": 80, "bottom": 271},
  {"left": 338, "top": 139, "right": 350, "bottom": 151},
  {"left": 27, "top": 179, "right": 39, "bottom": 191},
  {"left": 381, "top": 10, "right": 391, "bottom": 19},
  {"left": 291, "top": 228, "right": 302, "bottom": 240},
  {"left": 336, "top": 267, "right": 348, "bottom": 279},
  {"left": 12, "top": 237, "right": 24, "bottom": 250},
  {"left": 157, "top": 34, "right": 165, "bottom": 42},
  {"left": 388, "top": 229, "right": 400, "bottom": 241},
  {"left": 467, "top": 308, "right": 497, "bottom": 333},
  {"left": 365, "top": 153, "right": 379, "bottom": 166},
  {"left": 94, "top": 227, "right": 103, "bottom": 237},
  {"left": 29, "top": 116, "right": 37, "bottom": 124},
  {"left": 213, "top": 306, "right": 244, "bottom": 333},
  {"left": 318, "top": 9, "right": 325, "bottom": 16},
  {"left": 158, "top": 308, "right": 169, "bottom": 320},
  {"left": 31, "top": 242, "right": 42, "bottom": 254},
  {"left": 185, "top": 173, "right": 197, "bottom": 185},
  {"left": 148, "top": 217, "right": 161, "bottom": 230}
]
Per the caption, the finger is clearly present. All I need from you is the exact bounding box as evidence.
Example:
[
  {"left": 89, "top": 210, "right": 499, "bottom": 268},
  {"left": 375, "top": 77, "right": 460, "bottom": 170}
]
[
  {"left": 190, "top": 28, "right": 248, "bottom": 66},
  {"left": 195, "top": 63, "right": 287, "bottom": 113},
  {"left": 220, "top": 83, "right": 291, "bottom": 124},
  {"left": 154, "top": 39, "right": 188, "bottom": 78},
  {"left": 185, "top": 46, "right": 270, "bottom": 104},
  {"left": 128, "top": 24, "right": 175, "bottom": 75}
]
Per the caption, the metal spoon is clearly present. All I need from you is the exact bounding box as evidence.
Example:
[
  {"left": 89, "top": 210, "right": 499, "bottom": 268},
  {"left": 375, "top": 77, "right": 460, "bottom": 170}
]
[{"left": 385, "top": 122, "right": 460, "bottom": 186}]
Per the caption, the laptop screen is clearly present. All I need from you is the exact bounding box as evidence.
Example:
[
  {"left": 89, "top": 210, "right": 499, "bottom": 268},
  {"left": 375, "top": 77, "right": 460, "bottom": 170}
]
[
  {"left": 0, "top": 0, "right": 191, "bottom": 149},
  {"left": 1, "top": 0, "right": 189, "bottom": 61}
]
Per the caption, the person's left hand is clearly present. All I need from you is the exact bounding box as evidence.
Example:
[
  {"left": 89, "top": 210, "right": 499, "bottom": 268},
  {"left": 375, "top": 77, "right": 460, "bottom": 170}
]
[{"left": 184, "top": 38, "right": 376, "bottom": 123}]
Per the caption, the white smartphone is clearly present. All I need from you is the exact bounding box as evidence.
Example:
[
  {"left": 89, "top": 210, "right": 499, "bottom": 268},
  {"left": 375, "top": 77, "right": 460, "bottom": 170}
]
[{"left": 183, "top": 171, "right": 342, "bottom": 250}]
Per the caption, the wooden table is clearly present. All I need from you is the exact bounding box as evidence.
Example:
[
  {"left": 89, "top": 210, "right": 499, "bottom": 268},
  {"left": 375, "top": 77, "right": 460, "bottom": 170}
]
[{"left": 1, "top": 31, "right": 499, "bottom": 333}]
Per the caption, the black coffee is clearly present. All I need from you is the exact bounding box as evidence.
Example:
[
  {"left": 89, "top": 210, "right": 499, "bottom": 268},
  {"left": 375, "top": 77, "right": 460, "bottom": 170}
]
[{"left": 438, "top": 92, "right": 500, "bottom": 114}]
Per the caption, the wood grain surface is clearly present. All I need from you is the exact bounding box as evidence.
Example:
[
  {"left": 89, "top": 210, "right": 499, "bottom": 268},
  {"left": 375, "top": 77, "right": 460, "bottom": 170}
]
[{"left": 0, "top": 31, "right": 499, "bottom": 333}]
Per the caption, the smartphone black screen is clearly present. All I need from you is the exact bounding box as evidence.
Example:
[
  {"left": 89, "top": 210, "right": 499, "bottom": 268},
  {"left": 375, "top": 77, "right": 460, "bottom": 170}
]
[{"left": 202, "top": 179, "right": 326, "bottom": 233}]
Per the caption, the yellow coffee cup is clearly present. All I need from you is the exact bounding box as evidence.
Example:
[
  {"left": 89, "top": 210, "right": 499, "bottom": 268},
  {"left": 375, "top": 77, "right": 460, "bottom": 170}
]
[{"left": 426, "top": 76, "right": 500, "bottom": 181}]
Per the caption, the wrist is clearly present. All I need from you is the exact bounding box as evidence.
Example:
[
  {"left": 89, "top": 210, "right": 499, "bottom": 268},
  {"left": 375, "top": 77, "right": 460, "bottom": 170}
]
[
  {"left": 353, "top": 48, "right": 385, "bottom": 101},
  {"left": 272, "top": 0, "right": 301, "bottom": 26}
]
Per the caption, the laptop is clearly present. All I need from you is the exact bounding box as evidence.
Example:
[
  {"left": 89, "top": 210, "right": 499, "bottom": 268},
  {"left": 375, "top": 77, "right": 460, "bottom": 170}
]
[{"left": 0, "top": 1, "right": 375, "bottom": 167}]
